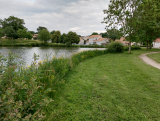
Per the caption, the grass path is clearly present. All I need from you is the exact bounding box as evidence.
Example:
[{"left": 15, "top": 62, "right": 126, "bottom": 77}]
[{"left": 46, "top": 49, "right": 160, "bottom": 120}]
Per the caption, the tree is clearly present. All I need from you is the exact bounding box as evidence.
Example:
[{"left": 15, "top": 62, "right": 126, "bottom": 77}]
[
  {"left": 135, "top": 0, "right": 160, "bottom": 50},
  {"left": 26, "top": 31, "right": 33, "bottom": 43},
  {"left": 66, "top": 31, "right": 80, "bottom": 45},
  {"left": 102, "top": 0, "right": 142, "bottom": 53},
  {"left": 0, "top": 19, "right": 3, "bottom": 28},
  {"left": 106, "top": 27, "right": 122, "bottom": 41},
  {"left": 28, "top": 31, "right": 35, "bottom": 35},
  {"left": 51, "top": 31, "right": 61, "bottom": 43},
  {"left": 0, "top": 28, "right": 4, "bottom": 44},
  {"left": 17, "top": 29, "right": 27, "bottom": 44},
  {"left": 91, "top": 32, "right": 99, "bottom": 35},
  {"left": 4, "top": 27, "right": 16, "bottom": 45},
  {"left": 60, "top": 33, "right": 67, "bottom": 44},
  {"left": 37, "top": 26, "right": 47, "bottom": 33},
  {"left": 39, "top": 29, "right": 51, "bottom": 43},
  {"left": 100, "top": 32, "right": 109, "bottom": 38},
  {"left": 50, "top": 30, "right": 55, "bottom": 35},
  {"left": 1, "top": 16, "right": 25, "bottom": 32}
]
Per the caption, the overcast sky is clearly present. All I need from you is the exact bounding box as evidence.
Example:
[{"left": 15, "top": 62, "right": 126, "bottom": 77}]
[{"left": 0, "top": 0, "right": 110, "bottom": 36}]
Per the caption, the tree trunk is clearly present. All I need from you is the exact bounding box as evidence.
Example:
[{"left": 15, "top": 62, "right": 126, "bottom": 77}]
[
  {"left": 149, "top": 42, "right": 152, "bottom": 49},
  {"left": 128, "top": 41, "right": 131, "bottom": 53},
  {"left": 0, "top": 38, "right": 1, "bottom": 44},
  {"left": 28, "top": 39, "right": 29, "bottom": 44},
  {"left": 21, "top": 39, "right": 22, "bottom": 45},
  {"left": 146, "top": 41, "right": 148, "bottom": 50},
  {"left": 12, "top": 38, "right": 13, "bottom": 45}
]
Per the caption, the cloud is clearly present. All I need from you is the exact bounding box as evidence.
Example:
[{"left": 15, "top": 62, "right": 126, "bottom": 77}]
[{"left": 0, "top": 0, "right": 110, "bottom": 36}]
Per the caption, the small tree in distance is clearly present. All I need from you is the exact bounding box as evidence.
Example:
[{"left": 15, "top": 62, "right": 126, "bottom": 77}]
[
  {"left": 17, "top": 29, "right": 27, "bottom": 45},
  {"left": 91, "top": 32, "right": 99, "bottom": 35},
  {"left": 39, "top": 29, "right": 51, "bottom": 43},
  {"left": 26, "top": 31, "right": 33, "bottom": 43}
]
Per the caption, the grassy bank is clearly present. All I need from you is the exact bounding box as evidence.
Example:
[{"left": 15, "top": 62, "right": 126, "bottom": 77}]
[
  {"left": 1, "top": 47, "right": 160, "bottom": 120},
  {"left": 44, "top": 48, "right": 160, "bottom": 120},
  {"left": 0, "top": 38, "right": 106, "bottom": 48},
  {"left": 147, "top": 52, "right": 160, "bottom": 63}
]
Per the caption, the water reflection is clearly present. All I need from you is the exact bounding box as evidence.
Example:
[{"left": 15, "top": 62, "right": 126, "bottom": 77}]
[{"left": 0, "top": 47, "right": 106, "bottom": 66}]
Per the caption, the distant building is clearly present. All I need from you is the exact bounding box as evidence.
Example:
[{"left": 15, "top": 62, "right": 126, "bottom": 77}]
[
  {"left": 115, "top": 37, "right": 142, "bottom": 46},
  {"left": 153, "top": 38, "right": 160, "bottom": 48},
  {"left": 115, "top": 37, "right": 129, "bottom": 45},
  {"left": 84, "top": 35, "right": 109, "bottom": 45}
]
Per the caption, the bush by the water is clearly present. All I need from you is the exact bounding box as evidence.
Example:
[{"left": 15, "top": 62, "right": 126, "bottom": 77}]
[{"left": 107, "top": 41, "right": 124, "bottom": 53}]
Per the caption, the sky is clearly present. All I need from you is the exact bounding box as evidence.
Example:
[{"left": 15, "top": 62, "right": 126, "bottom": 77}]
[{"left": 0, "top": 0, "right": 110, "bottom": 36}]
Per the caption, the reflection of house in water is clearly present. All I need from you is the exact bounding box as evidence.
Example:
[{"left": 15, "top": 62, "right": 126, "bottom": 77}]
[
  {"left": 79, "top": 35, "right": 109, "bottom": 45},
  {"left": 153, "top": 38, "right": 160, "bottom": 48}
]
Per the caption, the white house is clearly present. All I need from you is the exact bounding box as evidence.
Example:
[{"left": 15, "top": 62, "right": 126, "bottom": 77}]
[
  {"left": 153, "top": 38, "right": 160, "bottom": 48},
  {"left": 78, "top": 37, "right": 84, "bottom": 45},
  {"left": 85, "top": 35, "right": 109, "bottom": 45}
]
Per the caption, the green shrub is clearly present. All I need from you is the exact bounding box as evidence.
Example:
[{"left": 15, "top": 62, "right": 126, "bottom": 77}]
[
  {"left": 124, "top": 45, "right": 141, "bottom": 51},
  {"left": 107, "top": 41, "right": 124, "bottom": 53}
]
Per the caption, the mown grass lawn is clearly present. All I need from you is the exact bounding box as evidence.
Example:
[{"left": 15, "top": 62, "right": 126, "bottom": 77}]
[
  {"left": 45, "top": 48, "right": 160, "bottom": 121},
  {"left": 147, "top": 52, "right": 160, "bottom": 63}
]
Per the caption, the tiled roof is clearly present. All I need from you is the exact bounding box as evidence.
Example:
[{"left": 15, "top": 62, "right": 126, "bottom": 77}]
[
  {"left": 115, "top": 37, "right": 129, "bottom": 43},
  {"left": 93, "top": 38, "right": 106, "bottom": 41},
  {"left": 154, "top": 38, "right": 160, "bottom": 42},
  {"left": 86, "top": 41, "right": 89, "bottom": 43},
  {"left": 89, "top": 35, "right": 101, "bottom": 38}
]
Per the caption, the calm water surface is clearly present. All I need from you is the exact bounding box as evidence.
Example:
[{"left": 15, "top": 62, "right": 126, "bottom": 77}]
[{"left": 0, "top": 47, "right": 106, "bottom": 66}]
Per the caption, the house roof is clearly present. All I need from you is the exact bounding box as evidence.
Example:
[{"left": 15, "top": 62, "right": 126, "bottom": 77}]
[
  {"left": 154, "top": 38, "right": 160, "bottom": 42},
  {"left": 86, "top": 41, "right": 89, "bottom": 43},
  {"left": 93, "top": 38, "right": 106, "bottom": 41},
  {"left": 115, "top": 37, "right": 129, "bottom": 44},
  {"left": 89, "top": 35, "right": 101, "bottom": 38}
]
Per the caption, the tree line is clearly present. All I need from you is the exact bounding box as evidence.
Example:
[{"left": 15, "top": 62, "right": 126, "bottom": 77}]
[{"left": 0, "top": 16, "right": 80, "bottom": 45}]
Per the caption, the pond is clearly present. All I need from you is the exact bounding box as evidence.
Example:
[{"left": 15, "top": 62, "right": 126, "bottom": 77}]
[{"left": 0, "top": 47, "right": 106, "bottom": 66}]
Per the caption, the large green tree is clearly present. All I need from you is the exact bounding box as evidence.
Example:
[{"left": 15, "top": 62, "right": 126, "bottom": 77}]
[
  {"left": 4, "top": 27, "right": 16, "bottom": 45},
  {"left": 39, "top": 29, "right": 51, "bottom": 43},
  {"left": 1, "top": 16, "right": 25, "bottom": 32},
  {"left": 135, "top": 0, "right": 160, "bottom": 50},
  {"left": 103, "top": 0, "right": 142, "bottom": 53},
  {"left": 66, "top": 31, "right": 80, "bottom": 44},
  {"left": 51, "top": 31, "right": 61, "bottom": 43}
]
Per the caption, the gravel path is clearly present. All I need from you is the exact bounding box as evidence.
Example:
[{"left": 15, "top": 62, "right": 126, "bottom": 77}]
[{"left": 139, "top": 51, "right": 160, "bottom": 69}]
